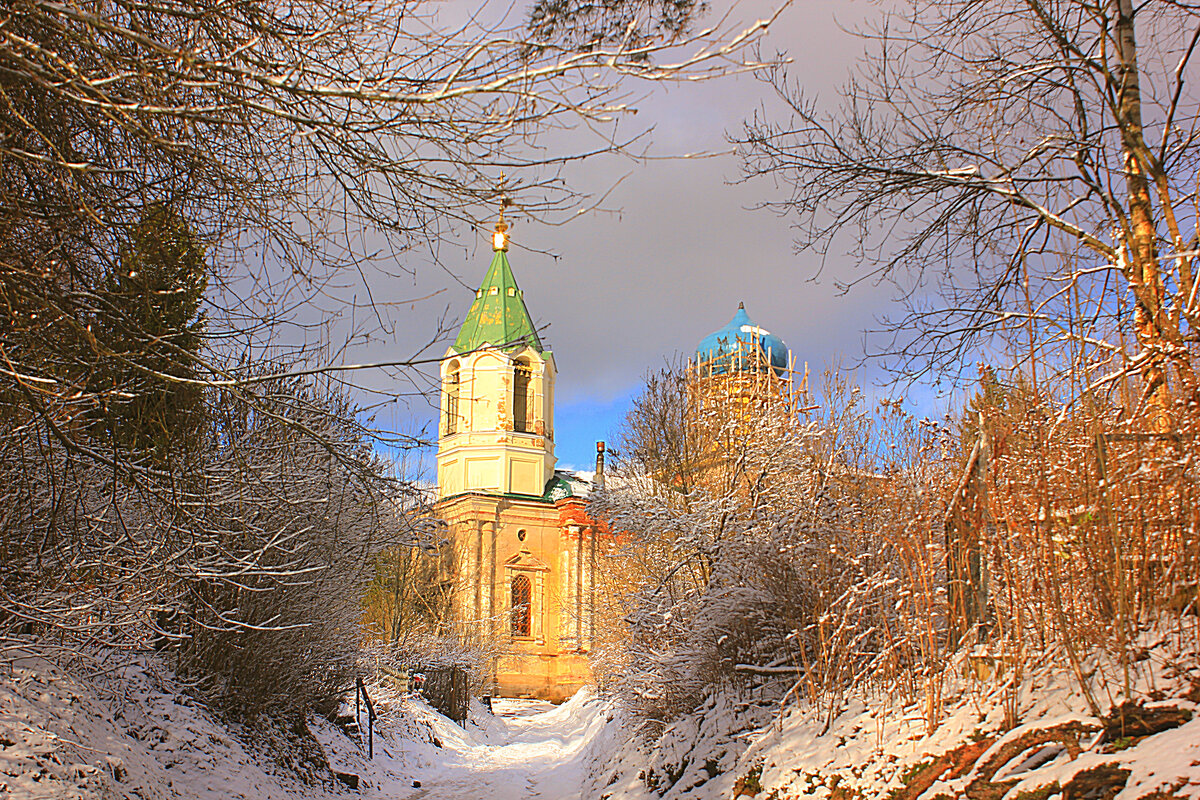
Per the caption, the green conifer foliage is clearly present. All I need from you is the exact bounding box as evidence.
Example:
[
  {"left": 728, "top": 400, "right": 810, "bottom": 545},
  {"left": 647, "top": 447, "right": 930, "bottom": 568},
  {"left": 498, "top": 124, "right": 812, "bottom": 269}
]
[{"left": 93, "top": 205, "right": 207, "bottom": 461}]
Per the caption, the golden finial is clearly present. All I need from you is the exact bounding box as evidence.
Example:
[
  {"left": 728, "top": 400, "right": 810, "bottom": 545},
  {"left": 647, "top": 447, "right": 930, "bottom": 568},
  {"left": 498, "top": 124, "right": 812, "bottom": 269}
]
[
  {"left": 493, "top": 212, "right": 509, "bottom": 252},
  {"left": 492, "top": 180, "right": 513, "bottom": 252}
]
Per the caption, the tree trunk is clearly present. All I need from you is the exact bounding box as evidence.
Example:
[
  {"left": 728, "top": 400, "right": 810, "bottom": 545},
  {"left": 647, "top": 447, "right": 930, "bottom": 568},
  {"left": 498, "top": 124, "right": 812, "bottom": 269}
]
[{"left": 1113, "top": 0, "right": 1174, "bottom": 419}]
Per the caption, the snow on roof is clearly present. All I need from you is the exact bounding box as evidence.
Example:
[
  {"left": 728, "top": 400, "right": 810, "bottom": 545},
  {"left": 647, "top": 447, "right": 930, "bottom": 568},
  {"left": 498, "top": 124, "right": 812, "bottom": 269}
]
[{"left": 545, "top": 469, "right": 593, "bottom": 501}]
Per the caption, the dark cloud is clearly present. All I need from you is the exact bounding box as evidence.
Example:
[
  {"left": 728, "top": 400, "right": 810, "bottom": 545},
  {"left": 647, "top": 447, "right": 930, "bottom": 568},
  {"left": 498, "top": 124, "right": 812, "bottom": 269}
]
[{"left": 331, "top": 0, "right": 903, "bottom": 465}]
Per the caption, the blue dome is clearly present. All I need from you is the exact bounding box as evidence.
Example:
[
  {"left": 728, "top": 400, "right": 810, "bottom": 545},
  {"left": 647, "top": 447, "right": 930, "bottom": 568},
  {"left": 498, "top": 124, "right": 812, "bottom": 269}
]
[{"left": 696, "top": 304, "right": 789, "bottom": 376}]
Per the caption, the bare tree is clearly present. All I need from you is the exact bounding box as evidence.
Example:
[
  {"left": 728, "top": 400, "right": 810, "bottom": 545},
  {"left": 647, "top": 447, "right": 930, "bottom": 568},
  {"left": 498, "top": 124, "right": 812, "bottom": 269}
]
[
  {"left": 740, "top": 0, "right": 1200, "bottom": 412},
  {"left": 0, "top": 0, "right": 783, "bottom": 464},
  {"left": 0, "top": 0, "right": 790, "bottom": 715}
]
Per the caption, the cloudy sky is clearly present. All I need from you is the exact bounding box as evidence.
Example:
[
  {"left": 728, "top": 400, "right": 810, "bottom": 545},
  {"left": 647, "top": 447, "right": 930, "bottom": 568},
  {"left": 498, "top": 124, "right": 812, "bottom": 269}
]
[{"left": 337, "top": 0, "right": 934, "bottom": 472}]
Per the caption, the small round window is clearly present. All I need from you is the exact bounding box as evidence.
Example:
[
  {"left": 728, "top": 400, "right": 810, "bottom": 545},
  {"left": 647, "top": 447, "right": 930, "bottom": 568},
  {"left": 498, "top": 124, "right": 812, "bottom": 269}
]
[{"left": 517, "top": 529, "right": 527, "bottom": 542}]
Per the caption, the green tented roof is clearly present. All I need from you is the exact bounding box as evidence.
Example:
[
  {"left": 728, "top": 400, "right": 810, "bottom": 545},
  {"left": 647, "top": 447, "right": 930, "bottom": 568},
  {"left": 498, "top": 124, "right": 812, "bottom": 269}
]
[{"left": 453, "top": 249, "right": 544, "bottom": 353}]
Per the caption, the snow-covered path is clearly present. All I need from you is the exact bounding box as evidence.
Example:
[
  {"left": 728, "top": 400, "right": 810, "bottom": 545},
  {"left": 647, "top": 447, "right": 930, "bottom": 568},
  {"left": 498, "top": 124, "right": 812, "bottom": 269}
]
[
  {"left": 317, "top": 691, "right": 613, "bottom": 800},
  {"left": 407, "top": 698, "right": 605, "bottom": 799},
  {"left": 3, "top": 649, "right": 614, "bottom": 800}
]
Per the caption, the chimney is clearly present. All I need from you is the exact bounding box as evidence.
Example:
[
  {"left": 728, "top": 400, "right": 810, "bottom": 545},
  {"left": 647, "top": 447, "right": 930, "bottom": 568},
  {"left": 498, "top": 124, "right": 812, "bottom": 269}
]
[{"left": 595, "top": 441, "right": 606, "bottom": 491}]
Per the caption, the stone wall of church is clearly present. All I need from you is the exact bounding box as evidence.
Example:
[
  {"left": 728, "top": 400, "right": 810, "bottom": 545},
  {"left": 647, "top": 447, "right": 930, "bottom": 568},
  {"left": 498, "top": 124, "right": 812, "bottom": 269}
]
[{"left": 436, "top": 493, "right": 601, "bottom": 701}]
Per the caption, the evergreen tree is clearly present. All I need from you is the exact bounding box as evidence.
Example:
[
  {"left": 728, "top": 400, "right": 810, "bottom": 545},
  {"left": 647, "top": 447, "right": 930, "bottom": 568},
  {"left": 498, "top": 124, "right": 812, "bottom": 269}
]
[
  {"left": 957, "top": 366, "right": 1005, "bottom": 457},
  {"left": 957, "top": 366, "right": 1042, "bottom": 463},
  {"left": 92, "top": 205, "right": 207, "bottom": 461}
]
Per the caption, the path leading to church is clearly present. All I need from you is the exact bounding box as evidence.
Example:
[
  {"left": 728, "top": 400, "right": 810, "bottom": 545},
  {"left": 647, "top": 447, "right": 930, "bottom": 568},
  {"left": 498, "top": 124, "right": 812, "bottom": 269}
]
[
  {"left": 322, "top": 690, "right": 611, "bottom": 800},
  {"left": 409, "top": 697, "right": 604, "bottom": 800}
]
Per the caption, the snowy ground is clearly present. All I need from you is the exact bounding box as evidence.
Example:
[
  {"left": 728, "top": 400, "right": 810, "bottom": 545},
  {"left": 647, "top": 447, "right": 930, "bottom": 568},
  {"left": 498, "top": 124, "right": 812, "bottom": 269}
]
[
  {"left": 6, "top": 632, "right": 1199, "bottom": 800},
  {"left": 314, "top": 688, "right": 612, "bottom": 799},
  {"left": 583, "top": 628, "right": 1200, "bottom": 800},
  {"left": 0, "top": 645, "right": 613, "bottom": 800},
  {"left": 0, "top": 649, "right": 331, "bottom": 800}
]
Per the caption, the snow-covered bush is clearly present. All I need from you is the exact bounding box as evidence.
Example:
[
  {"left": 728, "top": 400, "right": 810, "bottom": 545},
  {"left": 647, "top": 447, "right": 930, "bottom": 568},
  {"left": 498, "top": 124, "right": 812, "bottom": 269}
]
[
  {"left": 598, "top": 353, "right": 1200, "bottom": 774},
  {"left": 366, "top": 625, "right": 501, "bottom": 697},
  {"left": 0, "top": 368, "right": 423, "bottom": 716},
  {"left": 177, "top": 376, "right": 420, "bottom": 714},
  {"left": 590, "top": 365, "right": 949, "bottom": 724}
]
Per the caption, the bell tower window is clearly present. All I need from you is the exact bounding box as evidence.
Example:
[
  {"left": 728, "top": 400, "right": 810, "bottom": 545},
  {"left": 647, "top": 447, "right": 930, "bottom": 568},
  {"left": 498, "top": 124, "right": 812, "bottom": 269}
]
[
  {"left": 513, "top": 360, "right": 533, "bottom": 433},
  {"left": 445, "top": 362, "right": 460, "bottom": 435},
  {"left": 511, "top": 574, "right": 531, "bottom": 637}
]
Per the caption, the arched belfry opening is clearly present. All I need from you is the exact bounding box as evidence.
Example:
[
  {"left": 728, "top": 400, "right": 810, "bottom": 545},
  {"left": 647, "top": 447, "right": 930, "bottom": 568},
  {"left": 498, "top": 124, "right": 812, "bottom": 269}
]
[
  {"left": 513, "top": 358, "right": 533, "bottom": 433},
  {"left": 444, "top": 359, "right": 461, "bottom": 435}
]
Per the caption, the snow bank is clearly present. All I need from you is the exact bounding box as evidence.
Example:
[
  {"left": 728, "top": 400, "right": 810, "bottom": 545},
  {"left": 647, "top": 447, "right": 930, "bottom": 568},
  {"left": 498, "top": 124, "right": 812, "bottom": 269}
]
[
  {"left": 583, "top": 691, "right": 777, "bottom": 800},
  {"left": 587, "top": 634, "right": 1200, "bottom": 799},
  {"left": 735, "top": 641, "right": 1200, "bottom": 800},
  {"left": 0, "top": 650, "right": 337, "bottom": 800}
]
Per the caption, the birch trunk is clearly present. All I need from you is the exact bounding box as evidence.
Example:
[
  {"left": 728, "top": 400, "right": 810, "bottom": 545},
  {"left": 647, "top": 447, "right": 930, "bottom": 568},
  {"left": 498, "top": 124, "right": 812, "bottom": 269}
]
[{"left": 1112, "top": 0, "right": 1192, "bottom": 412}]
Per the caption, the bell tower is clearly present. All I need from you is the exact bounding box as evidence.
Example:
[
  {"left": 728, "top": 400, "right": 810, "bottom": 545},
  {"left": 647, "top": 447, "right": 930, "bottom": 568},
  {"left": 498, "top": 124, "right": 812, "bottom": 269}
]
[
  {"left": 432, "top": 209, "right": 601, "bottom": 702},
  {"left": 436, "top": 215, "right": 556, "bottom": 499}
]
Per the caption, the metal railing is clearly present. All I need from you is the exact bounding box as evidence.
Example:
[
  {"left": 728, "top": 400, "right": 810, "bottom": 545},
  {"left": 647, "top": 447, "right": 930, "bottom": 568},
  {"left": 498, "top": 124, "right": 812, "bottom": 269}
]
[{"left": 354, "top": 676, "right": 376, "bottom": 759}]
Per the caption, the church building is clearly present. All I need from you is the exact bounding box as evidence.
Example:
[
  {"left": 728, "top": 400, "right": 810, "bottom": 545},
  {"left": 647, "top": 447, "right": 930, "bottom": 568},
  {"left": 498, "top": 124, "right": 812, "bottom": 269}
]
[
  {"left": 434, "top": 216, "right": 603, "bottom": 701},
  {"left": 433, "top": 216, "right": 801, "bottom": 701}
]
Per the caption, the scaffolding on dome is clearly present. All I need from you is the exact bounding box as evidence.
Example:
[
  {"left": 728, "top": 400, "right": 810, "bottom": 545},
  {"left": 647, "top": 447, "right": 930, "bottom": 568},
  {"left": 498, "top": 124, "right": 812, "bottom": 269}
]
[
  {"left": 687, "top": 332, "right": 811, "bottom": 423},
  {"left": 680, "top": 335, "right": 813, "bottom": 492}
]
